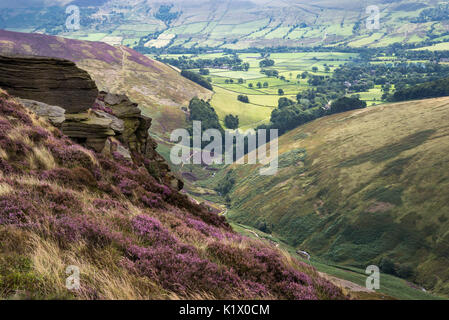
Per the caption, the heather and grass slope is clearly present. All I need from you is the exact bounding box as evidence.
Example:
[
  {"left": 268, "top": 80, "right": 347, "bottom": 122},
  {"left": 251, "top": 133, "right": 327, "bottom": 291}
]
[
  {"left": 212, "top": 97, "right": 449, "bottom": 296},
  {"left": 0, "top": 29, "right": 212, "bottom": 137},
  {"left": 0, "top": 88, "right": 346, "bottom": 300}
]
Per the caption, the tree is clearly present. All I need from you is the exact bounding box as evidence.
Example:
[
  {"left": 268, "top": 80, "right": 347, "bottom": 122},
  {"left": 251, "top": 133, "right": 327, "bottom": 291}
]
[
  {"left": 263, "top": 82, "right": 269, "bottom": 88},
  {"left": 181, "top": 70, "right": 213, "bottom": 90},
  {"left": 328, "top": 96, "right": 367, "bottom": 114},
  {"left": 249, "top": 83, "right": 253, "bottom": 88},
  {"left": 312, "top": 66, "right": 319, "bottom": 72},
  {"left": 257, "top": 82, "right": 262, "bottom": 89},
  {"left": 237, "top": 95, "right": 250, "bottom": 103},
  {"left": 238, "top": 78, "right": 244, "bottom": 84},
  {"left": 390, "top": 77, "right": 449, "bottom": 102},
  {"left": 270, "top": 104, "right": 316, "bottom": 134},
  {"left": 224, "top": 114, "right": 239, "bottom": 129},
  {"left": 278, "top": 97, "right": 295, "bottom": 108},
  {"left": 199, "top": 68, "right": 210, "bottom": 75},
  {"left": 278, "top": 89, "right": 285, "bottom": 96},
  {"left": 259, "top": 59, "right": 275, "bottom": 68},
  {"left": 188, "top": 97, "right": 223, "bottom": 135}
]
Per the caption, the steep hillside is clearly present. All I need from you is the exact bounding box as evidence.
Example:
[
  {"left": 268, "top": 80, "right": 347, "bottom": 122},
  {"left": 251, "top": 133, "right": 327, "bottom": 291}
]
[
  {"left": 0, "top": 88, "right": 346, "bottom": 300},
  {"left": 0, "top": 29, "right": 212, "bottom": 137},
  {"left": 210, "top": 97, "right": 449, "bottom": 295}
]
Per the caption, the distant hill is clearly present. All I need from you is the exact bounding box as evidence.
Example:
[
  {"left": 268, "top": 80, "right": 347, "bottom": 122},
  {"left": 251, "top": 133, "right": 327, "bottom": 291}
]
[
  {"left": 0, "top": 29, "right": 212, "bottom": 137},
  {"left": 0, "top": 0, "right": 447, "bottom": 49},
  {"left": 210, "top": 97, "right": 449, "bottom": 296}
]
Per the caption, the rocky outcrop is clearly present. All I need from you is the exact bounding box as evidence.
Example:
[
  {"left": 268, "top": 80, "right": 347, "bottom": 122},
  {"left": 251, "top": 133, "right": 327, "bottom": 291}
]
[
  {"left": 18, "top": 99, "right": 66, "bottom": 125},
  {"left": 95, "top": 92, "right": 184, "bottom": 190},
  {"left": 0, "top": 55, "right": 98, "bottom": 113},
  {"left": 1, "top": 55, "right": 183, "bottom": 190}
]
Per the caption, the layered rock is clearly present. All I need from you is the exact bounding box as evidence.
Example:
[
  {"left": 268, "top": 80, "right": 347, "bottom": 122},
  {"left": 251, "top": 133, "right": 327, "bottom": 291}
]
[
  {"left": 1, "top": 55, "right": 183, "bottom": 190},
  {"left": 96, "top": 92, "right": 184, "bottom": 190},
  {"left": 58, "top": 96, "right": 183, "bottom": 189},
  {"left": 0, "top": 55, "right": 98, "bottom": 113},
  {"left": 18, "top": 99, "right": 66, "bottom": 125}
]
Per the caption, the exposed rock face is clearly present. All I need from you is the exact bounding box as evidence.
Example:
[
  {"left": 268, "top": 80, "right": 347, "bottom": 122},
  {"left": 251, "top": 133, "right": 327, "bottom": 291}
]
[
  {"left": 2, "top": 54, "right": 183, "bottom": 190},
  {"left": 0, "top": 55, "right": 98, "bottom": 113},
  {"left": 18, "top": 99, "right": 66, "bottom": 125},
  {"left": 96, "top": 92, "right": 184, "bottom": 190}
]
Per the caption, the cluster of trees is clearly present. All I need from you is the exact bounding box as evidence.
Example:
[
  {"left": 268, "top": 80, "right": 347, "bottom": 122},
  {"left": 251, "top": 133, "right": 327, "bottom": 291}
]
[
  {"left": 259, "top": 59, "right": 275, "bottom": 68},
  {"left": 155, "top": 4, "right": 181, "bottom": 25},
  {"left": 181, "top": 70, "right": 213, "bottom": 90},
  {"left": 199, "top": 68, "right": 210, "bottom": 75},
  {"left": 327, "top": 96, "right": 366, "bottom": 114},
  {"left": 386, "top": 77, "right": 449, "bottom": 102},
  {"left": 334, "top": 62, "right": 449, "bottom": 89},
  {"left": 261, "top": 69, "right": 279, "bottom": 77},
  {"left": 188, "top": 98, "right": 224, "bottom": 139},
  {"left": 379, "top": 258, "right": 414, "bottom": 279},
  {"left": 224, "top": 114, "right": 239, "bottom": 129},
  {"left": 259, "top": 96, "right": 366, "bottom": 135},
  {"left": 293, "top": 61, "right": 449, "bottom": 107},
  {"left": 237, "top": 95, "right": 250, "bottom": 103},
  {"left": 225, "top": 78, "right": 245, "bottom": 84},
  {"left": 248, "top": 82, "right": 269, "bottom": 89},
  {"left": 412, "top": 3, "right": 449, "bottom": 23},
  {"left": 159, "top": 55, "right": 249, "bottom": 71}
]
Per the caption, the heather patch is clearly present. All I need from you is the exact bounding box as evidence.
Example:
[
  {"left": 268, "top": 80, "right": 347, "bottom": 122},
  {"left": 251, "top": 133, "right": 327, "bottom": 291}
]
[
  {"left": 0, "top": 193, "right": 39, "bottom": 226},
  {"left": 39, "top": 167, "right": 98, "bottom": 190},
  {"left": 0, "top": 98, "right": 32, "bottom": 126},
  {"left": 92, "top": 198, "right": 127, "bottom": 211},
  {"left": 0, "top": 158, "right": 13, "bottom": 174},
  {"left": 48, "top": 139, "right": 97, "bottom": 171},
  {"left": 22, "top": 126, "right": 50, "bottom": 143}
]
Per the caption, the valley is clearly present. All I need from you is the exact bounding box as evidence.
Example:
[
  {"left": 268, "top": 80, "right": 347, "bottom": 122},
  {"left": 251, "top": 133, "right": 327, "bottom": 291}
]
[
  {"left": 0, "top": 0, "right": 449, "bottom": 302},
  {"left": 190, "top": 96, "right": 449, "bottom": 297}
]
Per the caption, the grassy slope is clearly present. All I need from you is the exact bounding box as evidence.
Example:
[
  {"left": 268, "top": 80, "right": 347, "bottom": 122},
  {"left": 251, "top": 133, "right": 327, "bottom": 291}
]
[
  {"left": 229, "top": 221, "right": 445, "bottom": 300},
  {"left": 207, "top": 97, "right": 449, "bottom": 296}
]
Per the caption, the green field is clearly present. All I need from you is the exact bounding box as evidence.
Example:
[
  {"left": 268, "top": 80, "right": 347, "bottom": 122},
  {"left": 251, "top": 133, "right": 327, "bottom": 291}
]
[{"left": 160, "top": 51, "right": 366, "bottom": 129}]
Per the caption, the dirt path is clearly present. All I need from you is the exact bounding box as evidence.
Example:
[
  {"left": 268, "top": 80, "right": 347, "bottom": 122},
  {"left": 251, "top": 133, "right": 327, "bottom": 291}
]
[{"left": 318, "top": 272, "right": 374, "bottom": 293}]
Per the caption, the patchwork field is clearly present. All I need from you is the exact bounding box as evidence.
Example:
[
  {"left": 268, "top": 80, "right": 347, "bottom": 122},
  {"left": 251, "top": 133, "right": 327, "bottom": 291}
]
[
  {"left": 5, "top": 0, "right": 449, "bottom": 50},
  {"left": 156, "top": 51, "right": 388, "bottom": 128}
]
